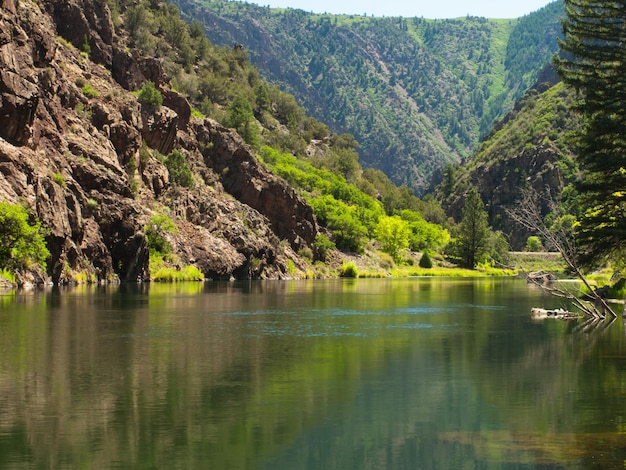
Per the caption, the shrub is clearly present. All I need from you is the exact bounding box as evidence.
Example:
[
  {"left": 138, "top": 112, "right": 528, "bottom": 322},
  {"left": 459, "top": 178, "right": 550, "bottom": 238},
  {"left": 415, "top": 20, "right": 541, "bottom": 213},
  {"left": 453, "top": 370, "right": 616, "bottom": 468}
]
[
  {"left": 82, "top": 84, "right": 99, "bottom": 99},
  {"left": 419, "top": 251, "right": 433, "bottom": 268},
  {"left": 339, "top": 261, "right": 358, "bottom": 278},
  {"left": 298, "top": 246, "right": 314, "bottom": 262},
  {"left": 313, "top": 234, "right": 335, "bottom": 262},
  {"left": 165, "top": 150, "right": 194, "bottom": 188},
  {"left": 81, "top": 34, "right": 91, "bottom": 56},
  {"left": 144, "top": 213, "right": 178, "bottom": 254},
  {"left": 0, "top": 202, "right": 50, "bottom": 271},
  {"left": 137, "top": 81, "right": 163, "bottom": 107},
  {"left": 526, "top": 236, "right": 543, "bottom": 252},
  {"left": 52, "top": 173, "right": 66, "bottom": 187}
]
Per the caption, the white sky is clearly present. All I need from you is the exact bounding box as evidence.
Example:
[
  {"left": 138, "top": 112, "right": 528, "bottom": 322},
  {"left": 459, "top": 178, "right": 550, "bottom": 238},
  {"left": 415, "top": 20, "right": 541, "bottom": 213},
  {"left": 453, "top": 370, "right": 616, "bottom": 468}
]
[{"left": 247, "top": 0, "right": 556, "bottom": 19}]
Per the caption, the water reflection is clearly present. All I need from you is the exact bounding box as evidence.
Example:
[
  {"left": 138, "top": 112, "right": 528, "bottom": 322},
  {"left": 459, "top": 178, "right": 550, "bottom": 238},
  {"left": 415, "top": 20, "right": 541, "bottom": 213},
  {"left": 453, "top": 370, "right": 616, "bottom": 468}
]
[{"left": 0, "top": 279, "right": 625, "bottom": 468}]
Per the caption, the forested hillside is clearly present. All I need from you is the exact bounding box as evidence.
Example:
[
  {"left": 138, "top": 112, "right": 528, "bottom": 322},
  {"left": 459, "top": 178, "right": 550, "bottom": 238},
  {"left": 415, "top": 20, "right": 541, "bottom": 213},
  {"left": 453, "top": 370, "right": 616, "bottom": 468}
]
[{"left": 172, "top": 0, "right": 564, "bottom": 192}]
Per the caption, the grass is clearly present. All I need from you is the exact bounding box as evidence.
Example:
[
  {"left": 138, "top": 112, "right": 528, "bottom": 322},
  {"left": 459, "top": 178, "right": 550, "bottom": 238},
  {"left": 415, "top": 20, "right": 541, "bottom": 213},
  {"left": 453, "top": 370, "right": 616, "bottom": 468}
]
[
  {"left": 508, "top": 251, "right": 566, "bottom": 274},
  {"left": 391, "top": 266, "right": 517, "bottom": 278},
  {"left": 82, "top": 84, "right": 99, "bottom": 99},
  {"left": 152, "top": 265, "right": 204, "bottom": 282},
  {"left": 150, "top": 253, "right": 204, "bottom": 282},
  {"left": 52, "top": 173, "right": 66, "bottom": 187},
  {"left": 0, "top": 268, "right": 16, "bottom": 285}
]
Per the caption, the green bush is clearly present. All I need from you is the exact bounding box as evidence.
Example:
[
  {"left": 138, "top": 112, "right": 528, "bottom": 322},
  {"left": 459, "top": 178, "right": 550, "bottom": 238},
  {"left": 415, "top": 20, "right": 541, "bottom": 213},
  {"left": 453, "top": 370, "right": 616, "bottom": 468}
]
[
  {"left": 0, "top": 202, "right": 50, "bottom": 271},
  {"left": 525, "top": 236, "right": 543, "bottom": 252},
  {"left": 339, "top": 261, "right": 358, "bottom": 278},
  {"left": 144, "top": 213, "right": 178, "bottom": 255},
  {"left": 165, "top": 150, "right": 194, "bottom": 188},
  {"left": 82, "top": 84, "right": 99, "bottom": 99},
  {"left": 419, "top": 251, "right": 433, "bottom": 268},
  {"left": 313, "top": 234, "right": 335, "bottom": 262},
  {"left": 52, "top": 173, "right": 66, "bottom": 187},
  {"left": 137, "top": 81, "right": 163, "bottom": 107}
]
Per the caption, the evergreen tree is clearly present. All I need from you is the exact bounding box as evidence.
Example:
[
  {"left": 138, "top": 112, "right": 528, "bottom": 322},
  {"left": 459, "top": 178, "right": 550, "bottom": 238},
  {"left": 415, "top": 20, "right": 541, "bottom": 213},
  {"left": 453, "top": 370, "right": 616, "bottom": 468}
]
[
  {"left": 555, "top": 0, "right": 626, "bottom": 266},
  {"left": 457, "top": 188, "right": 490, "bottom": 269},
  {"left": 226, "top": 94, "right": 259, "bottom": 147}
]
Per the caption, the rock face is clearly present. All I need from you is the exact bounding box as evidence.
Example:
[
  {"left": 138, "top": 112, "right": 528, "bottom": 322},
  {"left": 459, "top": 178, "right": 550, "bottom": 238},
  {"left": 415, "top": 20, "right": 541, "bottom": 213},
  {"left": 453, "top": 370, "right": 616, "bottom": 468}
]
[{"left": 0, "top": 0, "right": 319, "bottom": 283}]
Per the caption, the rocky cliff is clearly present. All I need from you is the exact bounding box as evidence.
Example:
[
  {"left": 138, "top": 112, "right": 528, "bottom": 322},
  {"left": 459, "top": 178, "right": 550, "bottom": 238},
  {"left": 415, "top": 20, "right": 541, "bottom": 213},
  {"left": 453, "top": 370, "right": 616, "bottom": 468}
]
[{"left": 0, "top": 0, "right": 319, "bottom": 283}]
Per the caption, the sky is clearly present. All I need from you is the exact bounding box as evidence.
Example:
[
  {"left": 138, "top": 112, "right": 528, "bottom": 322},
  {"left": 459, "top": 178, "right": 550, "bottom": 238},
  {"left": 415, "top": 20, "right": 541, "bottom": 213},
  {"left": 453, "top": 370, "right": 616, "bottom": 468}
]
[{"left": 247, "top": 0, "right": 556, "bottom": 19}]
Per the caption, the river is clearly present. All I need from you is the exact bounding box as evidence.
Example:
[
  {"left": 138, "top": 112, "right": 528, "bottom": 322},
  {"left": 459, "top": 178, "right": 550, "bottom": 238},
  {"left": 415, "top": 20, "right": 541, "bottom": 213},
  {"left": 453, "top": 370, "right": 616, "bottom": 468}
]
[{"left": 0, "top": 278, "right": 625, "bottom": 469}]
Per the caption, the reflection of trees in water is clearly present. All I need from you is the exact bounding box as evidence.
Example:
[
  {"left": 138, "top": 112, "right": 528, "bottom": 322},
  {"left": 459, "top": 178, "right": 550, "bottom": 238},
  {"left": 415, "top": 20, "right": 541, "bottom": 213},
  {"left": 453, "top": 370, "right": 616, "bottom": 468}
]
[
  {"left": 0, "top": 281, "right": 623, "bottom": 468},
  {"left": 456, "top": 314, "right": 623, "bottom": 467}
]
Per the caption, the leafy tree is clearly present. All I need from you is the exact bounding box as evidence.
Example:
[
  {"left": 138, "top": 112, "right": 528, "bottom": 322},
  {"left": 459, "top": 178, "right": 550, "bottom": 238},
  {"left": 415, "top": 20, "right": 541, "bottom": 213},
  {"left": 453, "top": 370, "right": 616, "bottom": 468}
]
[
  {"left": 456, "top": 189, "right": 490, "bottom": 269},
  {"left": 375, "top": 215, "right": 410, "bottom": 262},
  {"left": 555, "top": 0, "right": 626, "bottom": 267},
  {"left": 490, "top": 231, "right": 511, "bottom": 267},
  {"left": 0, "top": 202, "right": 49, "bottom": 271},
  {"left": 400, "top": 209, "right": 450, "bottom": 252}
]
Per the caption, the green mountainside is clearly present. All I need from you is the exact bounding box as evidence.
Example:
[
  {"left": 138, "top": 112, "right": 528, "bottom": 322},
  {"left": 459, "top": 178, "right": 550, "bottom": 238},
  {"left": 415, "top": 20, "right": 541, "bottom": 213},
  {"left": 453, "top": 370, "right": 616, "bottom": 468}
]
[
  {"left": 434, "top": 76, "right": 581, "bottom": 249},
  {"left": 172, "top": 0, "right": 564, "bottom": 192}
]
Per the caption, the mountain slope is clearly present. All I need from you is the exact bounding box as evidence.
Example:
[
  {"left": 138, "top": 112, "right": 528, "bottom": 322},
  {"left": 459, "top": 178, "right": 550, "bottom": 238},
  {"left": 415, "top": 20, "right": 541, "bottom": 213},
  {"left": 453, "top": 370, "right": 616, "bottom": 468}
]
[
  {"left": 173, "top": 0, "right": 564, "bottom": 192},
  {"left": 434, "top": 72, "right": 581, "bottom": 249}
]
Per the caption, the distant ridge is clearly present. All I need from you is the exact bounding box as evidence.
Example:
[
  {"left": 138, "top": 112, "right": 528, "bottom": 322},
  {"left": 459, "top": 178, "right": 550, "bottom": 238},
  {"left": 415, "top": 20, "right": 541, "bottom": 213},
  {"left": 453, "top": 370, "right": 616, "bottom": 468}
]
[{"left": 174, "top": 0, "right": 564, "bottom": 192}]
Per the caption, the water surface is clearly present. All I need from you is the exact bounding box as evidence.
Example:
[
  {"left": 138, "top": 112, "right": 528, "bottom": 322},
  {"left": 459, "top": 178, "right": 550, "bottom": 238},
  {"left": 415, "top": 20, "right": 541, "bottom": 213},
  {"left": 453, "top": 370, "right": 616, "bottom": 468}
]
[{"left": 0, "top": 278, "right": 625, "bottom": 469}]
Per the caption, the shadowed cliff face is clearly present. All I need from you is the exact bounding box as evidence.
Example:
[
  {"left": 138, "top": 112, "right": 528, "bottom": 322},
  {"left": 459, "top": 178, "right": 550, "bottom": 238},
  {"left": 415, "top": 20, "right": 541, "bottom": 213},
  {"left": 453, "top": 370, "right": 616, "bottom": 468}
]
[{"left": 0, "top": 0, "right": 318, "bottom": 283}]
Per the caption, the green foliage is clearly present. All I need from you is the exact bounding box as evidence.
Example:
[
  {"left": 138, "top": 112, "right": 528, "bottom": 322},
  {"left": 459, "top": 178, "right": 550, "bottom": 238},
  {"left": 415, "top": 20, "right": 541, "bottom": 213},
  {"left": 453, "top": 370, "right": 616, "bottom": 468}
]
[
  {"left": 0, "top": 202, "right": 50, "bottom": 271},
  {"left": 399, "top": 209, "right": 450, "bottom": 252},
  {"left": 555, "top": 0, "right": 626, "bottom": 268},
  {"left": 165, "top": 150, "right": 193, "bottom": 188},
  {"left": 0, "top": 268, "right": 16, "bottom": 284},
  {"left": 183, "top": 2, "right": 564, "bottom": 191},
  {"left": 375, "top": 216, "right": 410, "bottom": 263},
  {"left": 81, "top": 34, "right": 91, "bottom": 56},
  {"left": 225, "top": 94, "right": 259, "bottom": 147},
  {"left": 52, "top": 173, "right": 66, "bottom": 187},
  {"left": 261, "top": 146, "right": 384, "bottom": 253},
  {"left": 137, "top": 81, "right": 163, "bottom": 107},
  {"left": 419, "top": 252, "right": 433, "bottom": 269},
  {"left": 339, "top": 261, "right": 358, "bottom": 278},
  {"left": 81, "top": 83, "right": 99, "bottom": 99},
  {"left": 144, "top": 213, "right": 178, "bottom": 255},
  {"left": 286, "top": 259, "right": 297, "bottom": 276},
  {"left": 490, "top": 231, "right": 511, "bottom": 267},
  {"left": 313, "top": 234, "right": 335, "bottom": 262},
  {"left": 309, "top": 195, "right": 369, "bottom": 253},
  {"left": 525, "top": 236, "right": 542, "bottom": 252},
  {"left": 149, "top": 252, "right": 204, "bottom": 281},
  {"left": 455, "top": 189, "right": 490, "bottom": 269}
]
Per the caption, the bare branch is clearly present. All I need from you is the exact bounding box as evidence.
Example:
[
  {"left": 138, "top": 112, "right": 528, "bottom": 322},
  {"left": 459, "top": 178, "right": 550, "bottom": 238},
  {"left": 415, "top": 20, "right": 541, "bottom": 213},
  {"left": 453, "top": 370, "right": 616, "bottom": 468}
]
[{"left": 507, "top": 187, "right": 616, "bottom": 318}]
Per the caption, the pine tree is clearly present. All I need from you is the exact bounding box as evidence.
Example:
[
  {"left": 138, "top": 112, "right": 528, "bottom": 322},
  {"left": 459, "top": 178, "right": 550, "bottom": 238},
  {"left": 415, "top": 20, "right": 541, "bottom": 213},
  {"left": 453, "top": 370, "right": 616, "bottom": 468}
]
[
  {"left": 457, "top": 188, "right": 490, "bottom": 269},
  {"left": 555, "top": 0, "right": 626, "bottom": 266}
]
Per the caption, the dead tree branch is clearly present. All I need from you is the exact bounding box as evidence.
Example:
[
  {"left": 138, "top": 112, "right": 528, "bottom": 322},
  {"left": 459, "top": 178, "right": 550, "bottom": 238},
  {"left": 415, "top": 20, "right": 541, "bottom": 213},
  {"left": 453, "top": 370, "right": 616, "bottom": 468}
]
[{"left": 507, "top": 187, "right": 616, "bottom": 318}]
